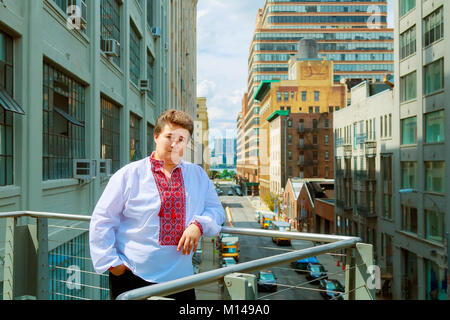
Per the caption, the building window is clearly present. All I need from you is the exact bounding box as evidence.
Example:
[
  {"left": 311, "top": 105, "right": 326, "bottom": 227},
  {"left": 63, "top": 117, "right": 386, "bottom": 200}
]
[
  {"left": 313, "top": 166, "right": 318, "bottom": 177},
  {"left": 335, "top": 106, "right": 339, "bottom": 111},
  {"left": 400, "top": 71, "right": 417, "bottom": 102},
  {"left": 324, "top": 135, "right": 329, "bottom": 145},
  {"left": 147, "top": 123, "right": 154, "bottom": 156},
  {"left": 381, "top": 155, "right": 392, "bottom": 220},
  {"left": 424, "top": 58, "right": 443, "bottom": 95},
  {"left": 291, "top": 91, "right": 294, "bottom": 99},
  {"left": 49, "top": 232, "right": 92, "bottom": 300},
  {"left": 313, "top": 135, "right": 317, "bottom": 145},
  {"left": 402, "top": 205, "right": 418, "bottom": 234},
  {"left": 302, "top": 91, "right": 306, "bottom": 101},
  {"left": 401, "top": 161, "right": 417, "bottom": 189},
  {"left": 277, "top": 92, "right": 281, "bottom": 101},
  {"left": 288, "top": 151, "right": 292, "bottom": 161},
  {"left": 101, "top": 0, "right": 121, "bottom": 66},
  {"left": 389, "top": 114, "right": 392, "bottom": 137},
  {"left": 425, "top": 209, "right": 444, "bottom": 243},
  {"left": 287, "top": 134, "right": 292, "bottom": 144},
  {"left": 325, "top": 151, "right": 329, "bottom": 161},
  {"left": 314, "top": 91, "right": 319, "bottom": 101},
  {"left": 400, "top": 25, "right": 416, "bottom": 59},
  {"left": 146, "top": 0, "right": 153, "bottom": 26},
  {"left": 101, "top": 96, "right": 121, "bottom": 174},
  {"left": 146, "top": 50, "right": 154, "bottom": 100},
  {"left": 325, "top": 166, "right": 329, "bottom": 178},
  {"left": 401, "top": 116, "right": 417, "bottom": 145},
  {"left": 315, "top": 106, "right": 320, "bottom": 113},
  {"left": 329, "top": 106, "right": 333, "bottom": 113},
  {"left": 425, "top": 259, "right": 447, "bottom": 300},
  {"left": 309, "top": 106, "right": 313, "bottom": 113},
  {"left": 425, "top": 161, "right": 445, "bottom": 193},
  {"left": 0, "top": 32, "right": 15, "bottom": 186},
  {"left": 425, "top": 110, "right": 444, "bottom": 143},
  {"left": 423, "top": 6, "right": 444, "bottom": 48},
  {"left": 0, "top": 109, "right": 13, "bottom": 186},
  {"left": 313, "top": 151, "right": 318, "bottom": 160},
  {"left": 129, "top": 22, "right": 141, "bottom": 86},
  {"left": 288, "top": 120, "right": 292, "bottom": 127},
  {"left": 43, "top": 62, "right": 86, "bottom": 181},
  {"left": 284, "top": 91, "right": 289, "bottom": 101},
  {"left": 325, "top": 119, "right": 329, "bottom": 128},
  {"left": 130, "top": 113, "right": 142, "bottom": 161},
  {"left": 400, "top": 0, "right": 415, "bottom": 17},
  {"left": 52, "top": 0, "right": 88, "bottom": 33},
  {"left": 288, "top": 166, "right": 293, "bottom": 177},
  {"left": 313, "top": 119, "right": 318, "bottom": 129}
]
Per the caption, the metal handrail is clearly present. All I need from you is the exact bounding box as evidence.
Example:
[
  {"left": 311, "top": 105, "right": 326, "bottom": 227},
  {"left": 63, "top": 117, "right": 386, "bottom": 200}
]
[
  {"left": 0, "top": 211, "right": 91, "bottom": 221},
  {"left": 116, "top": 236, "right": 360, "bottom": 300},
  {"left": 0, "top": 211, "right": 363, "bottom": 301}
]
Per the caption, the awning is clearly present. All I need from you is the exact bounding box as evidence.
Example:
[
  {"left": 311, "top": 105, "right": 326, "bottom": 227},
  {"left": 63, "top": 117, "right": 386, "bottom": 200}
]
[
  {"left": 54, "top": 107, "right": 85, "bottom": 127},
  {"left": 0, "top": 86, "right": 25, "bottom": 115}
]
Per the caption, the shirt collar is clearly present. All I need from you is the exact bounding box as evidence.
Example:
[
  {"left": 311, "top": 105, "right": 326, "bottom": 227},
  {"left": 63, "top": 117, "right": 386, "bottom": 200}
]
[{"left": 149, "top": 151, "right": 184, "bottom": 172}]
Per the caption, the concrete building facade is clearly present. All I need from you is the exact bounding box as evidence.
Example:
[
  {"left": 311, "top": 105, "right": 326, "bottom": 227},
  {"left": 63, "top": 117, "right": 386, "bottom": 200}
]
[
  {"left": 0, "top": 0, "right": 198, "bottom": 300},
  {"left": 254, "top": 43, "right": 346, "bottom": 201},
  {"left": 392, "top": 0, "right": 448, "bottom": 300},
  {"left": 334, "top": 81, "right": 396, "bottom": 299},
  {"left": 195, "top": 97, "right": 210, "bottom": 173}
]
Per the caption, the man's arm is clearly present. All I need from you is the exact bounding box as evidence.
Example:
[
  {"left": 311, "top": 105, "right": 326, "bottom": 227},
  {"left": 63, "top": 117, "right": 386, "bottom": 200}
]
[{"left": 89, "top": 170, "right": 128, "bottom": 274}]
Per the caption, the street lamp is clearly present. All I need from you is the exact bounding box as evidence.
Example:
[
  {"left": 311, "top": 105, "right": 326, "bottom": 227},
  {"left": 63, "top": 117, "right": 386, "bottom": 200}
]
[{"left": 398, "top": 188, "right": 449, "bottom": 300}]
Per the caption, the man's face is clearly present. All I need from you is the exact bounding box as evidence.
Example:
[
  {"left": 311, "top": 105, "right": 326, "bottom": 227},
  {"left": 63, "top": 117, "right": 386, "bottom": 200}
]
[{"left": 154, "top": 123, "right": 190, "bottom": 165}]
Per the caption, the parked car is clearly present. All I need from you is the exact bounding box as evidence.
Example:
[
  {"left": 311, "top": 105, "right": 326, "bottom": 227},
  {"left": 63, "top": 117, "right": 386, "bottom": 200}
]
[
  {"left": 227, "top": 190, "right": 234, "bottom": 196},
  {"left": 306, "top": 263, "right": 328, "bottom": 283},
  {"left": 216, "top": 188, "right": 223, "bottom": 195},
  {"left": 234, "top": 187, "right": 243, "bottom": 196},
  {"left": 221, "top": 257, "right": 237, "bottom": 268},
  {"left": 257, "top": 270, "right": 277, "bottom": 292},
  {"left": 319, "top": 279, "right": 345, "bottom": 300},
  {"left": 290, "top": 256, "right": 320, "bottom": 273}
]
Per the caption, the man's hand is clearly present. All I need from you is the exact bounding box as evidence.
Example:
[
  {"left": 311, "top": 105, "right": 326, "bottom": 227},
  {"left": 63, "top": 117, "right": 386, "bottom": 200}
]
[
  {"left": 177, "top": 223, "right": 202, "bottom": 255},
  {"left": 109, "top": 264, "right": 129, "bottom": 276}
]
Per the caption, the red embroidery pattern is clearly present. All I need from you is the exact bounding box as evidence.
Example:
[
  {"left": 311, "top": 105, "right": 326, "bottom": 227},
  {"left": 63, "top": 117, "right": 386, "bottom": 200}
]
[{"left": 150, "top": 155, "right": 186, "bottom": 246}]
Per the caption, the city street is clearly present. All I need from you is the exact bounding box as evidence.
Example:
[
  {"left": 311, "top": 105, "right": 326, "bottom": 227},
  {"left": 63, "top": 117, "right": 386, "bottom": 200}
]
[{"left": 211, "top": 182, "right": 346, "bottom": 300}]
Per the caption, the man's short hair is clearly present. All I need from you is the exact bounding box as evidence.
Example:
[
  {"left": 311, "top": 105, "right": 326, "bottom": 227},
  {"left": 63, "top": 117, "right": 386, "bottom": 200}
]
[{"left": 154, "top": 109, "right": 194, "bottom": 137}]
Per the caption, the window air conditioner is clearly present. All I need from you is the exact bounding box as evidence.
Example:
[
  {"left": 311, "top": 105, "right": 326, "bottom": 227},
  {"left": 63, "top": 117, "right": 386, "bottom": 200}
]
[
  {"left": 101, "top": 38, "right": 120, "bottom": 57},
  {"left": 99, "top": 159, "right": 112, "bottom": 177},
  {"left": 73, "top": 159, "right": 96, "bottom": 180},
  {"left": 151, "top": 27, "right": 161, "bottom": 38},
  {"left": 139, "top": 79, "right": 151, "bottom": 93}
]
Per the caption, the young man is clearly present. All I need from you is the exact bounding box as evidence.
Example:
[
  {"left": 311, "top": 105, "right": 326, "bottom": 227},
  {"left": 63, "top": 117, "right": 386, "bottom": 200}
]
[{"left": 89, "top": 109, "right": 225, "bottom": 300}]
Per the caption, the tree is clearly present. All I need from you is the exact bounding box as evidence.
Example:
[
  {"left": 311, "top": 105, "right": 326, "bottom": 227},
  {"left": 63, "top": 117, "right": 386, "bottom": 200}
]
[{"left": 210, "top": 170, "right": 219, "bottom": 179}]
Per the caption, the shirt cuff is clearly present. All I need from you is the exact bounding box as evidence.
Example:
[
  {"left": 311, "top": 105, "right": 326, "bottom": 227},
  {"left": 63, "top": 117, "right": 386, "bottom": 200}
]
[{"left": 189, "top": 219, "right": 203, "bottom": 235}]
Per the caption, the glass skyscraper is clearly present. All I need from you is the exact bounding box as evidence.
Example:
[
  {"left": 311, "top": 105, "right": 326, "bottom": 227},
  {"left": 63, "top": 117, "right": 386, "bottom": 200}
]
[{"left": 238, "top": 0, "right": 393, "bottom": 186}]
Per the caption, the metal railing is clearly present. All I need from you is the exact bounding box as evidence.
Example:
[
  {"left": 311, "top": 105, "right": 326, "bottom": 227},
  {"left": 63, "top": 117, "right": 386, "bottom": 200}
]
[{"left": 0, "top": 211, "right": 375, "bottom": 301}]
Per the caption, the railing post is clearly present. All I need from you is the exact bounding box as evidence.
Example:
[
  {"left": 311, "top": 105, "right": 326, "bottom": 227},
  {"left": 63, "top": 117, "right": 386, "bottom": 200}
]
[
  {"left": 3, "top": 217, "right": 16, "bottom": 300},
  {"left": 37, "top": 218, "right": 49, "bottom": 300},
  {"left": 223, "top": 273, "right": 258, "bottom": 300},
  {"left": 344, "top": 247, "right": 355, "bottom": 300},
  {"left": 354, "top": 243, "right": 376, "bottom": 300}
]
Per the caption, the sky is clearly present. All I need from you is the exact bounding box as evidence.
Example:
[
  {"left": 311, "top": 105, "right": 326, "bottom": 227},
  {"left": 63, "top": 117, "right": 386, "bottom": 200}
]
[{"left": 197, "top": 0, "right": 394, "bottom": 147}]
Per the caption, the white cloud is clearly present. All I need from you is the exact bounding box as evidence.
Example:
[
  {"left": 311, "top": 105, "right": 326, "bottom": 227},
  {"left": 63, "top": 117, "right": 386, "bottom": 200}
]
[
  {"left": 197, "top": 79, "right": 217, "bottom": 97},
  {"left": 197, "top": 0, "right": 264, "bottom": 141}
]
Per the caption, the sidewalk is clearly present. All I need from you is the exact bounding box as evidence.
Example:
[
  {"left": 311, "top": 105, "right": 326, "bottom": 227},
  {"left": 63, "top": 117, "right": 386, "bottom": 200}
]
[
  {"left": 246, "top": 195, "right": 269, "bottom": 211},
  {"left": 194, "top": 236, "right": 223, "bottom": 300}
]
